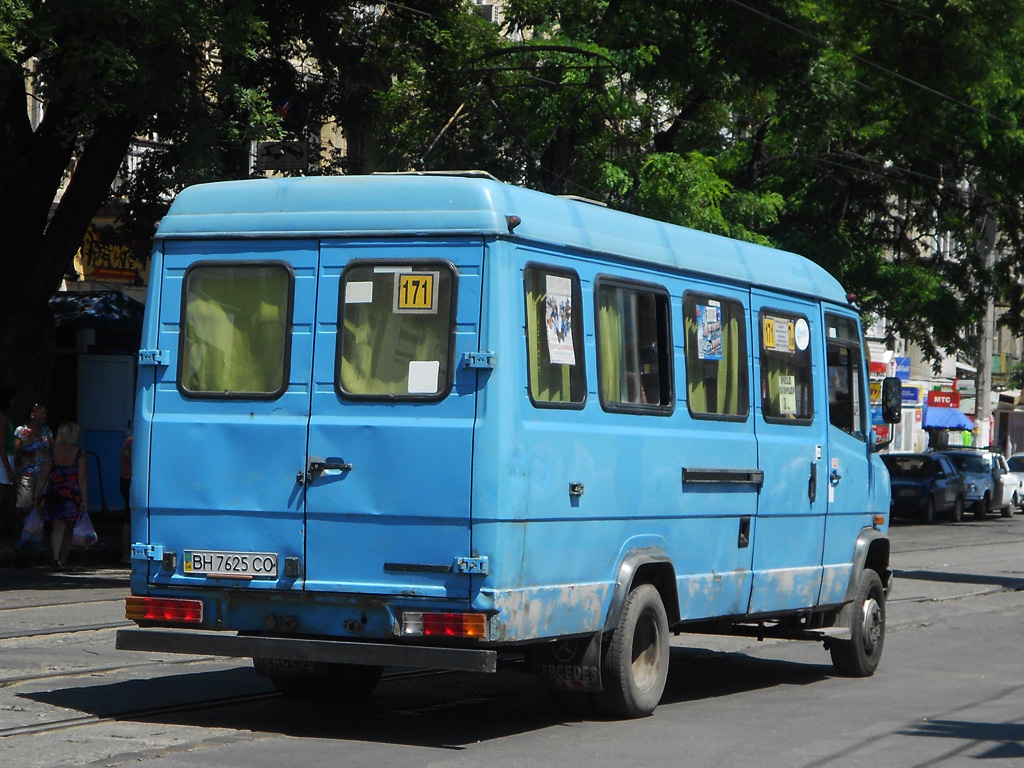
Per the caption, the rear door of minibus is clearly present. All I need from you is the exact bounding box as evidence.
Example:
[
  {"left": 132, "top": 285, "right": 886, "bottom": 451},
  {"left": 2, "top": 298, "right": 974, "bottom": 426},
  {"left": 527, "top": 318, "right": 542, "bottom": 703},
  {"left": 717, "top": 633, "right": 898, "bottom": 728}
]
[
  {"left": 145, "top": 239, "right": 315, "bottom": 591},
  {"left": 303, "top": 240, "right": 482, "bottom": 600}
]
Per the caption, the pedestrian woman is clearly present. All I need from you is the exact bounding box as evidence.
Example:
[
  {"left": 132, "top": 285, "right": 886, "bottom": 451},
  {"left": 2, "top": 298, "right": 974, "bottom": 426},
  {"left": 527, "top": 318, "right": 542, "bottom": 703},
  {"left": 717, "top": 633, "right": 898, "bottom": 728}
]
[
  {"left": 0, "top": 386, "right": 16, "bottom": 536},
  {"left": 13, "top": 403, "right": 51, "bottom": 547},
  {"left": 38, "top": 422, "right": 88, "bottom": 570}
]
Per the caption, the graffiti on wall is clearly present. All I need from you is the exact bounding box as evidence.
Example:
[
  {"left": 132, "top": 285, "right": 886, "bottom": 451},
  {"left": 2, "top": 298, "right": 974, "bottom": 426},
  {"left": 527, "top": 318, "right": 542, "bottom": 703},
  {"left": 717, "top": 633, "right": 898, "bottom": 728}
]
[{"left": 76, "top": 226, "right": 150, "bottom": 284}]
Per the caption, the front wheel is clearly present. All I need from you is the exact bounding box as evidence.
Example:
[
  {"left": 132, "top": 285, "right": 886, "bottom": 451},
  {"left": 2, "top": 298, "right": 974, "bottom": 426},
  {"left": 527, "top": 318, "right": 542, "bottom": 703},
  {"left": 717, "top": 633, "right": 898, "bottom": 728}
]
[
  {"left": 1002, "top": 495, "right": 1016, "bottom": 518},
  {"left": 974, "top": 494, "right": 990, "bottom": 520},
  {"left": 594, "top": 583, "right": 670, "bottom": 719},
  {"left": 829, "top": 569, "right": 886, "bottom": 678}
]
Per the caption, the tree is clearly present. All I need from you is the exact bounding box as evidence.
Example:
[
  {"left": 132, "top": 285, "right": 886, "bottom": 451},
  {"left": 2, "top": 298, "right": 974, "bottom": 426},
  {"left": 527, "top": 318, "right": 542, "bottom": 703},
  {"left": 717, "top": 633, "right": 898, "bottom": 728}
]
[
  {"left": 0, "top": 0, "right": 283, "bottom": 412},
  {"left": 413, "top": 0, "right": 1024, "bottom": 366},
  {"left": 6, "top": 0, "right": 1024, "bottom": 417}
]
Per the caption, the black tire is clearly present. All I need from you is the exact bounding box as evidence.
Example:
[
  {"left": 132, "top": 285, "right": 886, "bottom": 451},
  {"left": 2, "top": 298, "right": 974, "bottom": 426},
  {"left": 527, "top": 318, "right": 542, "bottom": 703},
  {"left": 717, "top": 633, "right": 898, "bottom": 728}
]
[
  {"left": 254, "top": 659, "right": 383, "bottom": 702},
  {"left": 948, "top": 495, "right": 964, "bottom": 523},
  {"left": 1002, "top": 495, "right": 1015, "bottom": 518},
  {"left": 829, "top": 569, "right": 885, "bottom": 678},
  {"left": 920, "top": 496, "right": 935, "bottom": 524},
  {"left": 974, "top": 494, "right": 989, "bottom": 520},
  {"left": 594, "top": 583, "right": 670, "bottom": 719}
]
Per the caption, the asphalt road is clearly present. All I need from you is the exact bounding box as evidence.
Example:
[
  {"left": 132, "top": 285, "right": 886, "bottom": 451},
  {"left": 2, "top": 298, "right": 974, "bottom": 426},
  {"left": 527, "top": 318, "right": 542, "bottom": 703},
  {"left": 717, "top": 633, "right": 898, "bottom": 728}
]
[{"left": 1, "top": 514, "right": 1023, "bottom": 768}]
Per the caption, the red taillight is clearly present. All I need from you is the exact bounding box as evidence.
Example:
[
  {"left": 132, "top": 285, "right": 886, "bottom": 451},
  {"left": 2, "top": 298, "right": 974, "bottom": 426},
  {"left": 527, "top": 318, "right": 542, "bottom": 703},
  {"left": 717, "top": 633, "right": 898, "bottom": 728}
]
[
  {"left": 403, "top": 612, "right": 487, "bottom": 638},
  {"left": 125, "top": 596, "right": 203, "bottom": 624}
]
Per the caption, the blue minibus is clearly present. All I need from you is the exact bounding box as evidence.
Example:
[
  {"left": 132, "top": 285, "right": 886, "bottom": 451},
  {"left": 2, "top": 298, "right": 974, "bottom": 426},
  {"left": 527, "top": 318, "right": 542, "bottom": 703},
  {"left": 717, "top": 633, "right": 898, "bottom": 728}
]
[{"left": 117, "top": 172, "right": 901, "bottom": 718}]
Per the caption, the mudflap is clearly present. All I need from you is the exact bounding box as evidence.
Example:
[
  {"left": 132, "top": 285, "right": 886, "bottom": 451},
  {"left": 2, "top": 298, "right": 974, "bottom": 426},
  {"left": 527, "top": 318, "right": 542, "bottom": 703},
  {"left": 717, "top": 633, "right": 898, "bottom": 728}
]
[{"left": 530, "top": 632, "right": 604, "bottom": 693}]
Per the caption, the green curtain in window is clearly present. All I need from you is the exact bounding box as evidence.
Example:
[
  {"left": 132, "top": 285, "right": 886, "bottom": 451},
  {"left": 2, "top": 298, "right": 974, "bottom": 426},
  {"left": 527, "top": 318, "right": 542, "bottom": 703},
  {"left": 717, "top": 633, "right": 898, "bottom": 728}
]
[
  {"left": 598, "top": 290, "right": 623, "bottom": 403},
  {"left": 527, "top": 286, "right": 575, "bottom": 401},
  {"left": 717, "top": 313, "right": 741, "bottom": 415},
  {"left": 182, "top": 269, "right": 288, "bottom": 394},
  {"left": 684, "top": 315, "right": 708, "bottom": 412},
  {"left": 340, "top": 269, "right": 452, "bottom": 396},
  {"left": 764, "top": 357, "right": 785, "bottom": 417}
]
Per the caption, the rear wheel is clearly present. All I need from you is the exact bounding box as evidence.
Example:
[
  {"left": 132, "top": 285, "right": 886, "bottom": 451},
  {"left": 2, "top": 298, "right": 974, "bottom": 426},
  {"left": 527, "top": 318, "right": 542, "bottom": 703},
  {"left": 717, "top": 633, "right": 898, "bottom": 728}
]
[
  {"left": 829, "top": 569, "right": 885, "bottom": 678},
  {"left": 594, "top": 583, "right": 670, "bottom": 719},
  {"left": 948, "top": 495, "right": 964, "bottom": 523},
  {"left": 253, "top": 659, "right": 383, "bottom": 702},
  {"left": 920, "top": 497, "right": 935, "bottom": 524},
  {"left": 1002, "top": 495, "right": 1016, "bottom": 518}
]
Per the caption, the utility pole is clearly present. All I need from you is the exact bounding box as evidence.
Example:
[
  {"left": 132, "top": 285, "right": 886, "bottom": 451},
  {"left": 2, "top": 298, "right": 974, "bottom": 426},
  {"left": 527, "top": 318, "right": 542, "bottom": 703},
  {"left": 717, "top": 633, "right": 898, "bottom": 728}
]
[{"left": 974, "top": 211, "right": 997, "bottom": 448}]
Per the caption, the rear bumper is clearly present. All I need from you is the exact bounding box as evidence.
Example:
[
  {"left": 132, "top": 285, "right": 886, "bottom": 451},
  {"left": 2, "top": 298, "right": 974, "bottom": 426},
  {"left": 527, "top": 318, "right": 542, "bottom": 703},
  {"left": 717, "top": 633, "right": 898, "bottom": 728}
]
[
  {"left": 116, "top": 627, "right": 497, "bottom": 673},
  {"left": 889, "top": 497, "right": 925, "bottom": 514}
]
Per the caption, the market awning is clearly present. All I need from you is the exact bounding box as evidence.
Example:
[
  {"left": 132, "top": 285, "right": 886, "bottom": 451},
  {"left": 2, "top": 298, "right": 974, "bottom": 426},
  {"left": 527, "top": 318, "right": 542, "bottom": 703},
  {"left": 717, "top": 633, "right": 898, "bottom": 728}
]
[
  {"left": 49, "top": 291, "right": 144, "bottom": 330},
  {"left": 922, "top": 405, "right": 974, "bottom": 430}
]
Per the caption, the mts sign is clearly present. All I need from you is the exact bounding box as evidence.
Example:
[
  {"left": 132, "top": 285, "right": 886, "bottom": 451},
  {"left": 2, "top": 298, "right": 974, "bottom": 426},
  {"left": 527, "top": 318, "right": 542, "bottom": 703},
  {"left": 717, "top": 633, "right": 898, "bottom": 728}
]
[{"left": 927, "top": 390, "right": 961, "bottom": 409}]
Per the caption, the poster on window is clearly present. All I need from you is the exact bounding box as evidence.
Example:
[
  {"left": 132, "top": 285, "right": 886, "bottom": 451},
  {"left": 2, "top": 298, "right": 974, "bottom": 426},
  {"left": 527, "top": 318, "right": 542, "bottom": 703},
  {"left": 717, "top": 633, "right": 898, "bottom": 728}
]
[
  {"left": 695, "top": 304, "right": 723, "bottom": 360},
  {"left": 545, "top": 275, "right": 576, "bottom": 365},
  {"left": 778, "top": 374, "right": 797, "bottom": 415}
]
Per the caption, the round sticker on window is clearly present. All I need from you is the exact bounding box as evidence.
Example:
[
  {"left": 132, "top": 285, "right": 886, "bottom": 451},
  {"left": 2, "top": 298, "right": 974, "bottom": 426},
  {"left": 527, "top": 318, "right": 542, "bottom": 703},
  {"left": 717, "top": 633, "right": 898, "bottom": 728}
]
[{"left": 794, "top": 318, "right": 810, "bottom": 351}]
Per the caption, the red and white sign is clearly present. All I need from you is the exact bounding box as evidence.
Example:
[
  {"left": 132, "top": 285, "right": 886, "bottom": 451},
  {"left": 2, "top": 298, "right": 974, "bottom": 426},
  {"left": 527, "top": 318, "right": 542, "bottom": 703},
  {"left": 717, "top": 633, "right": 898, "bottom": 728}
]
[{"left": 927, "top": 390, "right": 961, "bottom": 409}]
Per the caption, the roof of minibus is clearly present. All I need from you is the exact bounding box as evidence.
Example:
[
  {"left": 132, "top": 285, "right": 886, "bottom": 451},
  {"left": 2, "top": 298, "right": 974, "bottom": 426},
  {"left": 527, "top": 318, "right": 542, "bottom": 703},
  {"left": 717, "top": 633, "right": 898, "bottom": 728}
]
[{"left": 156, "top": 174, "right": 849, "bottom": 303}]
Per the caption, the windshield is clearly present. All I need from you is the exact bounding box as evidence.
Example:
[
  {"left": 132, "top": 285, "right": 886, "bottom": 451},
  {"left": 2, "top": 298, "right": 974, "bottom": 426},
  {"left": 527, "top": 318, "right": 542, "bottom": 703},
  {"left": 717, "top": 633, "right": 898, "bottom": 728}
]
[
  {"left": 944, "top": 453, "right": 989, "bottom": 474},
  {"left": 881, "top": 455, "right": 932, "bottom": 479}
]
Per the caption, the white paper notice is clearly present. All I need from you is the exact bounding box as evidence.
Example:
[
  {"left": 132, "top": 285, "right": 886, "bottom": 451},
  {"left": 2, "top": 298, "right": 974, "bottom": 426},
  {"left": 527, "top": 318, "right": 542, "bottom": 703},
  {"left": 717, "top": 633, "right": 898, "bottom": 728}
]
[
  {"left": 545, "top": 275, "right": 576, "bottom": 365},
  {"left": 346, "top": 281, "right": 374, "bottom": 304},
  {"left": 407, "top": 360, "right": 440, "bottom": 394},
  {"left": 778, "top": 374, "right": 797, "bottom": 415}
]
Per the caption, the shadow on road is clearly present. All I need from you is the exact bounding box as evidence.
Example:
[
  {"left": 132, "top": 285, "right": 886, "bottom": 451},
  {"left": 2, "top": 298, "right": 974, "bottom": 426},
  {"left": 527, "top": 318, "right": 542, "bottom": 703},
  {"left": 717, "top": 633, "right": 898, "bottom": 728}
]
[
  {"left": 19, "top": 648, "right": 836, "bottom": 748},
  {"left": 898, "top": 719, "right": 1024, "bottom": 759},
  {"left": 894, "top": 569, "right": 1024, "bottom": 590}
]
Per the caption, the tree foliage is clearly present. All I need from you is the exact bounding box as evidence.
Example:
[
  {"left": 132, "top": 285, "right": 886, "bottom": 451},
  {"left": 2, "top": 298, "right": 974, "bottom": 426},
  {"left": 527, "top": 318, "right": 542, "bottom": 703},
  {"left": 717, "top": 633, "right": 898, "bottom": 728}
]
[{"left": 4, "top": 0, "right": 1024, "bottom": 408}]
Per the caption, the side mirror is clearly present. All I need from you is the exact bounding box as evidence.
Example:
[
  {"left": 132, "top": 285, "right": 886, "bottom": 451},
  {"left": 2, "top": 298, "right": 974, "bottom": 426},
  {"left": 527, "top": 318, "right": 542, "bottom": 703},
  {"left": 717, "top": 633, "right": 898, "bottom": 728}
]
[
  {"left": 881, "top": 377, "right": 902, "bottom": 424},
  {"left": 873, "top": 377, "right": 903, "bottom": 452}
]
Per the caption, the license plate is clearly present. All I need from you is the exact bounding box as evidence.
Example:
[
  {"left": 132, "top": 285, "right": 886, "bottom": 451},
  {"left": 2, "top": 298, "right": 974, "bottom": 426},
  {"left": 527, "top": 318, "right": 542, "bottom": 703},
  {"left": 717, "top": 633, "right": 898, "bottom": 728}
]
[{"left": 183, "top": 550, "right": 278, "bottom": 578}]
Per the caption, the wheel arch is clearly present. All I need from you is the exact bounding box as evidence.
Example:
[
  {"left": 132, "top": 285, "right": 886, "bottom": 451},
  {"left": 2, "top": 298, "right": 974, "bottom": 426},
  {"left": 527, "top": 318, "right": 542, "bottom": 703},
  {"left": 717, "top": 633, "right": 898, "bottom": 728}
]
[
  {"left": 841, "top": 528, "right": 891, "bottom": 607},
  {"left": 602, "top": 543, "right": 679, "bottom": 633}
]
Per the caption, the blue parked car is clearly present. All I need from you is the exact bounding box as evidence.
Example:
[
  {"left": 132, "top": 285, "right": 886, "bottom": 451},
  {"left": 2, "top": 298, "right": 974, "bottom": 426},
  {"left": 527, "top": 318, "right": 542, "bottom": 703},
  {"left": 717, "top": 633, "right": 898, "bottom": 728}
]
[
  {"left": 881, "top": 453, "right": 966, "bottom": 523},
  {"left": 937, "top": 449, "right": 1018, "bottom": 520}
]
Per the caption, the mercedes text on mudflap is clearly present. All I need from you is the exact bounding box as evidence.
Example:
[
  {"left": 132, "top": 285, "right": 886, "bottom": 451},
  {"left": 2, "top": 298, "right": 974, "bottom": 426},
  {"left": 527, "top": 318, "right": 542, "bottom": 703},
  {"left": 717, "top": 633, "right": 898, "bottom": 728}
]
[{"left": 117, "top": 173, "right": 902, "bottom": 718}]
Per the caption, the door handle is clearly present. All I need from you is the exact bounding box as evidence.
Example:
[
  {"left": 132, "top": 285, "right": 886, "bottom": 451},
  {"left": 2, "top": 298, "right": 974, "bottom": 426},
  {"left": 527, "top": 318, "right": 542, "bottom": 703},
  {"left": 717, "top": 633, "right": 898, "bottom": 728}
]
[
  {"left": 304, "top": 457, "right": 354, "bottom": 484},
  {"left": 829, "top": 470, "right": 842, "bottom": 487},
  {"left": 309, "top": 461, "right": 354, "bottom": 473}
]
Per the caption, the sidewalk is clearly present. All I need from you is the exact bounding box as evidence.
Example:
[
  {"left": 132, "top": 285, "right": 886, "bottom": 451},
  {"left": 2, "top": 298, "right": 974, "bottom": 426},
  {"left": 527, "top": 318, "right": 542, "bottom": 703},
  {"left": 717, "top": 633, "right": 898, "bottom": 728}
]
[{"left": 0, "top": 513, "right": 127, "bottom": 570}]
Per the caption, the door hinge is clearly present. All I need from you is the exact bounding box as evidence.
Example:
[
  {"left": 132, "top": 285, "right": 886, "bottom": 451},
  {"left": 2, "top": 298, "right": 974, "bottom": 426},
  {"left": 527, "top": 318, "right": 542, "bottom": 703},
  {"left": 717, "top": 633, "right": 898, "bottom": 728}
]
[
  {"left": 463, "top": 351, "right": 496, "bottom": 369},
  {"left": 138, "top": 349, "right": 168, "bottom": 366},
  {"left": 453, "top": 556, "right": 489, "bottom": 575},
  {"left": 131, "top": 543, "right": 164, "bottom": 561}
]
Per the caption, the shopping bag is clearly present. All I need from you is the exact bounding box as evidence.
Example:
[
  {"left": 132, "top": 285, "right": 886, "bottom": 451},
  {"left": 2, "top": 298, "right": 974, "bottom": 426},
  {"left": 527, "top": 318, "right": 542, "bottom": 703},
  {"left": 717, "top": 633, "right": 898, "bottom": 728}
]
[
  {"left": 20, "top": 505, "right": 44, "bottom": 543},
  {"left": 72, "top": 510, "right": 98, "bottom": 547}
]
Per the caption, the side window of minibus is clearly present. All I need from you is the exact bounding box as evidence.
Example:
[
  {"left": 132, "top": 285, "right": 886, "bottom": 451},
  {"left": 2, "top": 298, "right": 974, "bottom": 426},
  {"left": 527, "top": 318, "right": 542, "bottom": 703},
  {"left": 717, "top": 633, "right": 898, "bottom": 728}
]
[
  {"left": 825, "top": 314, "right": 866, "bottom": 440},
  {"left": 683, "top": 293, "right": 749, "bottom": 419},
  {"left": 179, "top": 262, "right": 293, "bottom": 398},
  {"left": 759, "top": 310, "right": 813, "bottom": 423},
  {"left": 595, "top": 279, "right": 674, "bottom": 412},
  {"left": 524, "top": 265, "right": 586, "bottom": 407}
]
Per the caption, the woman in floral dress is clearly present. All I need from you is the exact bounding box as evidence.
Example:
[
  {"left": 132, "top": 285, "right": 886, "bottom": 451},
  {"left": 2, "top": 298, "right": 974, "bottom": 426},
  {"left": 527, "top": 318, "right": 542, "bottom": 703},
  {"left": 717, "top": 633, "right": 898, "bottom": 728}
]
[{"left": 39, "top": 422, "right": 88, "bottom": 570}]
